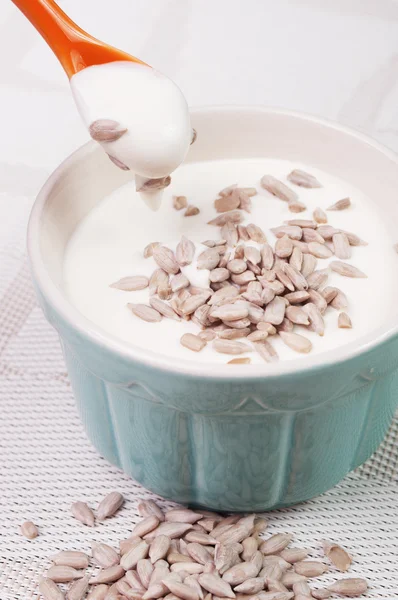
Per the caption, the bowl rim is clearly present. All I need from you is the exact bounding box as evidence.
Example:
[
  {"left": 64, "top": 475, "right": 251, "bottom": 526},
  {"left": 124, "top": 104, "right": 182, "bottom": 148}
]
[{"left": 28, "top": 105, "right": 398, "bottom": 380}]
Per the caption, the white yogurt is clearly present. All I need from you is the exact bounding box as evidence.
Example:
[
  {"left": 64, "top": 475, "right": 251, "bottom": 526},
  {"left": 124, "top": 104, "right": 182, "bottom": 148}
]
[
  {"left": 63, "top": 158, "right": 398, "bottom": 366},
  {"left": 70, "top": 61, "right": 192, "bottom": 209}
]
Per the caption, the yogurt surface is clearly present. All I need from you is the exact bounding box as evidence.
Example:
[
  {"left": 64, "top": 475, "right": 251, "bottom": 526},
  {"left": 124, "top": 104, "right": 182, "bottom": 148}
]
[
  {"left": 63, "top": 158, "right": 398, "bottom": 366},
  {"left": 70, "top": 61, "right": 192, "bottom": 209}
]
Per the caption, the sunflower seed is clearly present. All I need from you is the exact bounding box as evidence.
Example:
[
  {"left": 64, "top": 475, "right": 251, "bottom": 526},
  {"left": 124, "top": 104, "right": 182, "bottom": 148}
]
[
  {"left": 137, "top": 559, "right": 155, "bottom": 588},
  {"left": 146, "top": 523, "right": 193, "bottom": 541},
  {"left": 309, "top": 241, "right": 333, "bottom": 259},
  {"left": 144, "top": 242, "right": 161, "bottom": 258},
  {"left": 180, "top": 295, "right": 209, "bottom": 316},
  {"left": 39, "top": 577, "right": 65, "bottom": 600},
  {"left": 171, "top": 563, "right": 204, "bottom": 575},
  {"left": 261, "top": 562, "right": 283, "bottom": 581},
  {"left": 158, "top": 284, "right": 172, "bottom": 300},
  {"left": 333, "top": 233, "right": 351, "bottom": 259},
  {"left": 240, "top": 537, "right": 259, "bottom": 561},
  {"left": 153, "top": 246, "right": 180, "bottom": 274},
  {"left": 137, "top": 176, "right": 171, "bottom": 192},
  {"left": 255, "top": 340, "right": 279, "bottom": 362},
  {"left": 330, "top": 261, "right": 366, "bottom": 278},
  {"left": 317, "top": 225, "right": 339, "bottom": 240},
  {"left": 208, "top": 287, "right": 239, "bottom": 305},
  {"left": 343, "top": 231, "right": 367, "bottom": 246},
  {"left": 210, "top": 268, "right": 230, "bottom": 283},
  {"left": 214, "top": 193, "right": 241, "bottom": 213},
  {"left": 20, "top": 520, "right": 38, "bottom": 539},
  {"left": 242, "top": 247, "right": 260, "bottom": 265},
  {"left": 330, "top": 289, "right": 349, "bottom": 310},
  {"left": 180, "top": 333, "right": 207, "bottom": 352},
  {"left": 198, "top": 574, "right": 235, "bottom": 598},
  {"left": 237, "top": 225, "right": 250, "bottom": 241},
  {"left": 164, "top": 509, "right": 202, "bottom": 523},
  {"left": 66, "top": 575, "right": 90, "bottom": 600},
  {"left": 143, "top": 581, "right": 170, "bottom": 600},
  {"left": 327, "top": 197, "right": 351, "bottom": 211},
  {"left": 133, "top": 516, "right": 161, "bottom": 538},
  {"left": 307, "top": 289, "right": 327, "bottom": 313},
  {"left": 176, "top": 237, "right": 195, "bottom": 266},
  {"left": 275, "top": 267, "right": 294, "bottom": 292},
  {"left": 234, "top": 577, "right": 264, "bottom": 594},
  {"left": 50, "top": 552, "right": 89, "bottom": 570},
  {"left": 231, "top": 271, "right": 256, "bottom": 285},
  {"left": 269, "top": 280, "right": 285, "bottom": 295},
  {"left": 278, "top": 318, "right": 293, "bottom": 333},
  {"left": 120, "top": 536, "right": 141, "bottom": 556},
  {"left": 271, "top": 226, "right": 302, "bottom": 240},
  {"left": 322, "top": 540, "right": 352, "bottom": 572},
  {"left": 294, "top": 561, "right": 328, "bottom": 577},
  {"left": 128, "top": 303, "right": 162, "bottom": 323},
  {"left": 289, "top": 246, "right": 303, "bottom": 271},
  {"left": 89, "top": 119, "right": 127, "bottom": 142},
  {"left": 311, "top": 589, "right": 331, "bottom": 600},
  {"left": 165, "top": 581, "right": 200, "bottom": 600},
  {"left": 280, "top": 549, "right": 310, "bottom": 564},
  {"left": 303, "top": 302, "right": 325, "bottom": 336},
  {"left": 281, "top": 573, "right": 307, "bottom": 589},
  {"left": 292, "top": 581, "right": 312, "bottom": 596},
  {"left": 211, "top": 304, "right": 249, "bottom": 321},
  {"left": 150, "top": 536, "right": 171, "bottom": 563},
  {"left": 284, "top": 291, "right": 310, "bottom": 304},
  {"left": 219, "top": 328, "right": 250, "bottom": 340},
  {"left": 219, "top": 184, "right": 238, "bottom": 196},
  {"left": 313, "top": 207, "right": 327, "bottom": 224},
  {"left": 174, "top": 196, "right": 188, "bottom": 210},
  {"left": 285, "top": 306, "right": 309, "bottom": 325},
  {"left": 197, "top": 248, "right": 221, "bottom": 270},
  {"left": 138, "top": 500, "right": 165, "bottom": 522},
  {"left": 92, "top": 543, "right": 119, "bottom": 569},
  {"left": 247, "top": 224, "right": 267, "bottom": 243},
  {"left": 70, "top": 502, "right": 95, "bottom": 527},
  {"left": 292, "top": 239, "right": 310, "bottom": 253},
  {"left": 221, "top": 222, "right": 239, "bottom": 247},
  {"left": 327, "top": 578, "right": 367, "bottom": 596},
  {"left": 306, "top": 269, "right": 329, "bottom": 290},
  {"left": 226, "top": 259, "right": 246, "bottom": 275},
  {"left": 121, "top": 540, "right": 149, "bottom": 570},
  {"left": 223, "top": 562, "right": 259, "bottom": 586},
  {"left": 279, "top": 331, "right": 311, "bottom": 353},
  {"left": 110, "top": 275, "right": 149, "bottom": 291},
  {"left": 287, "top": 169, "right": 322, "bottom": 188},
  {"left": 149, "top": 269, "right": 169, "bottom": 295},
  {"left": 185, "top": 205, "right": 200, "bottom": 217},
  {"left": 283, "top": 263, "right": 308, "bottom": 291},
  {"left": 338, "top": 312, "right": 352, "bottom": 328},
  {"left": 260, "top": 283, "right": 276, "bottom": 305},
  {"left": 149, "top": 298, "right": 180, "bottom": 321},
  {"left": 263, "top": 297, "right": 286, "bottom": 325},
  {"left": 262, "top": 556, "right": 291, "bottom": 572},
  {"left": 47, "top": 566, "right": 84, "bottom": 583},
  {"left": 186, "top": 543, "right": 213, "bottom": 565},
  {"left": 288, "top": 199, "right": 306, "bottom": 213},
  {"left": 275, "top": 236, "right": 293, "bottom": 259},
  {"left": 107, "top": 154, "right": 130, "bottom": 170},
  {"left": 213, "top": 339, "right": 252, "bottom": 355},
  {"left": 239, "top": 192, "right": 252, "bottom": 213},
  {"left": 208, "top": 211, "right": 244, "bottom": 227},
  {"left": 261, "top": 175, "right": 298, "bottom": 203}
]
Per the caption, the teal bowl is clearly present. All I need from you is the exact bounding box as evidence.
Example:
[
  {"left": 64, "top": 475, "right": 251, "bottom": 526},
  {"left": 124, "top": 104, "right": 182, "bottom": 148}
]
[{"left": 27, "top": 107, "right": 398, "bottom": 511}]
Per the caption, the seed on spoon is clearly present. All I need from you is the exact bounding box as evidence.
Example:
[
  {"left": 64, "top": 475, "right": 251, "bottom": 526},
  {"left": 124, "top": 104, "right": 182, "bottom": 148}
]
[
  {"left": 137, "top": 176, "right": 171, "bottom": 192},
  {"left": 89, "top": 119, "right": 127, "bottom": 142}
]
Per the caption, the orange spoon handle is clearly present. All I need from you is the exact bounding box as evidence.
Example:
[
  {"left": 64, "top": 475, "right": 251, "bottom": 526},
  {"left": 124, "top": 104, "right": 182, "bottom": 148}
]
[{"left": 12, "top": 0, "right": 146, "bottom": 78}]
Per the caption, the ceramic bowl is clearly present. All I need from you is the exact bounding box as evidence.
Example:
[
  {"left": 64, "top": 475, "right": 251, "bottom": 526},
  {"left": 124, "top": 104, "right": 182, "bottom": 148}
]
[{"left": 28, "top": 107, "right": 398, "bottom": 511}]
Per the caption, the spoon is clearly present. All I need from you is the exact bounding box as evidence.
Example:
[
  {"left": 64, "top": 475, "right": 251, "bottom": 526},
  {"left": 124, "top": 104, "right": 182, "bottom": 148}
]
[
  {"left": 12, "top": 0, "right": 193, "bottom": 209},
  {"left": 11, "top": 0, "right": 148, "bottom": 78}
]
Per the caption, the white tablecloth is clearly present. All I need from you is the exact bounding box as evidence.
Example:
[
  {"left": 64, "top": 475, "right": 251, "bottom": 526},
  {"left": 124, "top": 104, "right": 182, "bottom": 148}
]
[{"left": 0, "top": 1, "right": 397, "bottom": 597}]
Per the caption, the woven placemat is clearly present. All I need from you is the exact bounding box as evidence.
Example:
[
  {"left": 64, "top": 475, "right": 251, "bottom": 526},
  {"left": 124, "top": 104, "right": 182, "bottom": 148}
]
[{"left": 0, "top": 254, "right": 397, "bottom": 599}]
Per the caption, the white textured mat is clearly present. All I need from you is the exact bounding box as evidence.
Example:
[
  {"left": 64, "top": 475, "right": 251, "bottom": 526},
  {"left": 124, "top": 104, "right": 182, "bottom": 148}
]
[{"left": 1, "top": 0, "right": 398, "bottom": 597}]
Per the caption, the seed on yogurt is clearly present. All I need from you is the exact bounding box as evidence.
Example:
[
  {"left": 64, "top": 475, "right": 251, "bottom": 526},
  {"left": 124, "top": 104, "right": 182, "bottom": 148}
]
[{"left": 327, "top": 197, "right": 351, "bottom": 211}]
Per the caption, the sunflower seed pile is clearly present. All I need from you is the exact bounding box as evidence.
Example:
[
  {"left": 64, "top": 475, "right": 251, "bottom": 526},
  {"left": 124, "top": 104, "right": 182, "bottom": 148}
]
[
  {"left": 111, "top": 170, "right": 368, "bottom": 363},
  {"left": 35, "top": 494, "right": 369, "bottom": 600}
]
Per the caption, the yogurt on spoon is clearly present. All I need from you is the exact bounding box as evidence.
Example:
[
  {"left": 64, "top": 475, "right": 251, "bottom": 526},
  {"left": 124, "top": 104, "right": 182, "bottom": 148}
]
[{"left": 70, "top": 61, "right": 192, "bottom": 210}]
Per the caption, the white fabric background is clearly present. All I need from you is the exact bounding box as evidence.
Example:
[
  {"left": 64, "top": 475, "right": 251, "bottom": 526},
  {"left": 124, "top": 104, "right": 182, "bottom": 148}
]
[{"left": 0, "top": 0, "right": 397, "bottom": 597}]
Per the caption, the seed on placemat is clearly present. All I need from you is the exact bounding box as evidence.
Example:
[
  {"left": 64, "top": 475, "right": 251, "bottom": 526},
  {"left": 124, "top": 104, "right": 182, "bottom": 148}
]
[
  {"left": 70, "top": 502, "right": 95, "bottom": 527},
  {"left": 20, "top": 521, "right": 38, "bottom": 539}
]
